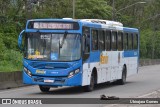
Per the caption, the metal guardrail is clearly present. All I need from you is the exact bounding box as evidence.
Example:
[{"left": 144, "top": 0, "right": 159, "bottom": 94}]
[{"left": 139, "top": 59, "right": 160, "bottom": 66}]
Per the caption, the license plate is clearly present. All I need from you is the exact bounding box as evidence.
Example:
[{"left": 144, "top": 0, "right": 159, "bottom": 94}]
[{"left": 44, "top": 79, "right": 54, "bottom": 83}]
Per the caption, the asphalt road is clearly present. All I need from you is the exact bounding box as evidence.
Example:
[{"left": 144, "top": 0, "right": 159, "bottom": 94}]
[{"left": 1, "top": 65, "right": 160, "bottom": 107}]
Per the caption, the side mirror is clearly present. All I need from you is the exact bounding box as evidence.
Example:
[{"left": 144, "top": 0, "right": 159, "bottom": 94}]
[{"left": 18, "top": 30, "right": 25, "bottom": 51}]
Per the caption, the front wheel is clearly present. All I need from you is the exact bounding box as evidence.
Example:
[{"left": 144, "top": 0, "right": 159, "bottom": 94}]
[
  {"left": 39, "top": 85, "right": 50, "bottom": 92},
  {"left": 84, "top": 73, "right": 95, "bottom": 92}
]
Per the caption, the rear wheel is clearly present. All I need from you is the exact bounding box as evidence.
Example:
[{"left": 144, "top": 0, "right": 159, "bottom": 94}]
[
  {"left": 39, "top": 85, "right": 50, "bottom": 92},
  {"left": 84, "top": 73, "right": 95, "bottom": 92},
  {"left": 117, "top": 66, "right": 127, "bottom": 85}
]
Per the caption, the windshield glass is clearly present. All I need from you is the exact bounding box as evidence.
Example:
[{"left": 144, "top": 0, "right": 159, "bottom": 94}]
[{"left": 25, "top": 33, "right": 81, "bottom": 61}]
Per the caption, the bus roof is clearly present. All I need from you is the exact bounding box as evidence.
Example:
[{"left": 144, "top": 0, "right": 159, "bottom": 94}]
[
  {"left": 28, "top": 18, "right": 78, "bottom": 22},
  {"left": 27, "top": 18, "right": 139, "bottom": 32},
  {"left": 123, "top": 27, "right": 139, "bottom": 33}
]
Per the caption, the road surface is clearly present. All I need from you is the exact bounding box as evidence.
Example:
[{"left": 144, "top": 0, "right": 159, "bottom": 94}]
[{"left": 0, "top": 65, "right": 160, "bottom": 107}]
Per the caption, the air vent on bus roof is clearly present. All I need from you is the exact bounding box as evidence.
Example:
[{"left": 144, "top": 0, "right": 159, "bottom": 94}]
[
  {"left": 81, "top": 19, "right": 123, "bottom": 27},
  {"left": 62, "top": 18, "right": 73, "bottom": 20}
]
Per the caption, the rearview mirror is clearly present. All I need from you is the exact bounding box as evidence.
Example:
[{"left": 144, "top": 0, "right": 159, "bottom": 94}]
[{"left": 18, "top": 30, "right": 25, "bottom": 51}]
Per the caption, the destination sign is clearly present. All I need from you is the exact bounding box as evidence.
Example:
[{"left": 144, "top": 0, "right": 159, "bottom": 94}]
[
  {"left": 34, "top": 22, "right": 73, "bottom": 29},
  {"left": 27, "top": 21, "right": 79, "bottom": 30}
]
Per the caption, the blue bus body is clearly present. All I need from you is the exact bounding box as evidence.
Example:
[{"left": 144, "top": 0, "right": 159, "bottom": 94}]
[{"left": 18, "top": 19, "right": 139, "bottom": 92}]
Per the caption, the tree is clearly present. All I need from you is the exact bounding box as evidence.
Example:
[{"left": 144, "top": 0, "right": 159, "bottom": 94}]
[{"left": 76, "top": 0, "right": 112, "bottom": 19}]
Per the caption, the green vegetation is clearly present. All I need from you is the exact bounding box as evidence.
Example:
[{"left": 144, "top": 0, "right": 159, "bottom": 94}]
[{"left": 0, "top": 0, "right": 160, "bottom": 71}]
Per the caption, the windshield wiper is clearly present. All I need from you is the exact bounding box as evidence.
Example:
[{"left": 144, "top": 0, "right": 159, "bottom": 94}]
[{"left": 60, "top": 31, "right": 68, "bottom": 48}]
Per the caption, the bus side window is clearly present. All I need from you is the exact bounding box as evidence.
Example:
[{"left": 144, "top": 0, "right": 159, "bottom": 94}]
[
  {"left": 124, "top": 33, "right": 128, "bottom": 50},
  {"left": 105, "top": 30, "right": 111, "bottom": 51},
  {"left": 112, "top": 31, "right": 117, "bottom": 51},
  {"left": 86, "top": 35, "right": 90, "bottom": 53},
  {"left": 92, "top": 30, "right": 98, "bottom": 50},
  {"left": 128, "top": 33, "right": 133, "bottom": 50},
  {"left": 131, "top": 34, "right": 134, "bottom": 49},
  {"left": 99, "top": 30, "right": 105, "bottom": 51},
  {"left": 82, "top": 27, "right": 90, "bottom": 53},
  {"left": 118, "top": 32, "right": 123, "bottom": 51},
  {"left": 133, "top": 34, "right": 138, "bottom": 49}
]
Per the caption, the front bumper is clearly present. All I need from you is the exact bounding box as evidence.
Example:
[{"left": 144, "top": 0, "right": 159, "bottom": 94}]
[{"left": 23, "top": 71, "right": 82, "bottom": 87}]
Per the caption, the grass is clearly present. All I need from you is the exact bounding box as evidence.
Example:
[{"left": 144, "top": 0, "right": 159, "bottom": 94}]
[{"left": 0, "top": 61, "right": 23, "bottom": 72}]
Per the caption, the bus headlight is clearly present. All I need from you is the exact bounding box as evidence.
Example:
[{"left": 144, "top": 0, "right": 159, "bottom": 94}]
[
  {"left": 68, "top": 68, "right": 80, "bottom": 78},
  {"left": 24, "top": 67, "right": 32, "bottom": 77}
]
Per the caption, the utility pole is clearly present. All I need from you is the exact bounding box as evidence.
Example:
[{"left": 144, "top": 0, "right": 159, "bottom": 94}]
[
  {"left": 73, "top": 0, "right": 75, "bottom": 19},
  {"left": 112, "top": 0, "right": 115, "bottom": 20}
]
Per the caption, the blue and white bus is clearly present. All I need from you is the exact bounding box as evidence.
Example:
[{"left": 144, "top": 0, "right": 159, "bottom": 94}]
[{"left": 18, "top": 18, "right": 139, "bottom": 92}]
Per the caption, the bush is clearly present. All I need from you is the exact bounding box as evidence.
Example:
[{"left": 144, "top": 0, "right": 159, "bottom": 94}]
[{"left": 0, "top": 50, "right": 23, "bottom": 72}]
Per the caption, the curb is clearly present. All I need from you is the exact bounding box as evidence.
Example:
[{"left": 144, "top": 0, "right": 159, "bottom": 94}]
[{"left": 0, "top": 71, "right": 26, "bottom": 90}]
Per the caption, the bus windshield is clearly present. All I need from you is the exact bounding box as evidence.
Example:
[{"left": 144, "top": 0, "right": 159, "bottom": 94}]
[{"left": 25, "top": 33, "right": 81, "bottom": 61}]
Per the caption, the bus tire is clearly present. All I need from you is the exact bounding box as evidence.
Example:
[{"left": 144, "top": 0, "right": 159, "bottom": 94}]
[
  {"left": 84, "top": 72, "right": 95, "bottom": 92},
  {"left": 117, "top": 66, "right": 127, "bottom": 85},
  {"left": 39, "top": 85, "right": 50, "bottom": 92}
]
